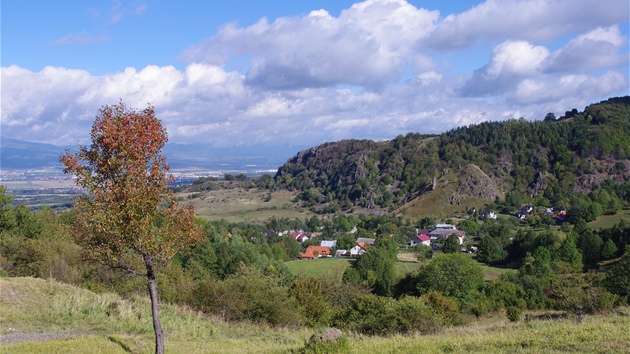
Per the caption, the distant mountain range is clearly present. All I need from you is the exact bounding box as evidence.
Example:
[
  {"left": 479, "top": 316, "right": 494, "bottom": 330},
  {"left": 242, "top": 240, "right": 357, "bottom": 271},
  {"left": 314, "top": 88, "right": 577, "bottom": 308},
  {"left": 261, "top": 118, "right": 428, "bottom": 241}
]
[{"left": 0, "top": 137, "right": 304, "bottom": 171}]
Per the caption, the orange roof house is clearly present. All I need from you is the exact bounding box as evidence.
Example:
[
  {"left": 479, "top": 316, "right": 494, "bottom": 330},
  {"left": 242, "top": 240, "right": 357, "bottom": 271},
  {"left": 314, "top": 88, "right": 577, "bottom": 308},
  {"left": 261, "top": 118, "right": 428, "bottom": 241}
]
[{"left": 298, "top": 246, "right": 332, "bottom": 259}]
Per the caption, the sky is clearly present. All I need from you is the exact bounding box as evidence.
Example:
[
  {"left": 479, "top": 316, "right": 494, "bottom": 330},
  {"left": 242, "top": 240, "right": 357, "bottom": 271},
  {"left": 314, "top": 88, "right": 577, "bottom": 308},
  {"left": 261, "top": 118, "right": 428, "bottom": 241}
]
[{"left": 2, "top": 0, "right": 629, "bottom": 149}]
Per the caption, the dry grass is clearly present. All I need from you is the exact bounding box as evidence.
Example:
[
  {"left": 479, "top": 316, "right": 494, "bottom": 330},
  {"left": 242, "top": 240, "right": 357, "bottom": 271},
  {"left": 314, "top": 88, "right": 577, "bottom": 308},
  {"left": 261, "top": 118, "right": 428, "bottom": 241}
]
[
  {"left": 184, "top": 188, "right": 315, "bottom": 223},
  {"left": 2, "top": 276, "right": 629, "bottom": 353}
]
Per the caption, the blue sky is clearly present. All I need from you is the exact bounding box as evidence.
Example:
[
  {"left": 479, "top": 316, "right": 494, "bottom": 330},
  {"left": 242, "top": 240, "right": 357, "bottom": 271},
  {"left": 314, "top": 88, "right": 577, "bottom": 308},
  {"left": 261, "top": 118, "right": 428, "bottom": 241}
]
[{"left": 2, "top": 0, "right": 629, "bottom": 148}]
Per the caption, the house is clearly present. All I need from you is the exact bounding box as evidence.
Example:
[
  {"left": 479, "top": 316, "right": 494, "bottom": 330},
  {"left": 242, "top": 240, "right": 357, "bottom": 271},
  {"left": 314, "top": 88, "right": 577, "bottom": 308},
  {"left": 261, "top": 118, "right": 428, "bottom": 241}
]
[
  {"left": 518, "top": 204, "right": 533, "bottom": 218},
  {"left": 356, "top": 237, "right": 375, "bottom": 245},
  {"left": 436, "top": 223, "right": 455, "bottom": 229},
  {"left": 553, "top": 210, "right": 568, "bottom": 222},
  {"left": 321, "top": 240, "right": 337, "bottom": 248},
  {"left": 429, "top": 229, "right": 466, "bottom": 244},
  {"left": 298, "top": 246, "right": 332, "bottom": 259},
  {"left": 409, "top": 234, "right": 431, "bottom": 247},
  {"left": 349, "top": 242, "right": 369, "bottom": 257},
  {"left": 335, "top": 249, "right": 347, "bottom": 257},
  {"left": 480, "top": 209, "right": 497, "bottom": 220},
  {"left": 296, "top": 234, "right": 309, "bottom": 243}
]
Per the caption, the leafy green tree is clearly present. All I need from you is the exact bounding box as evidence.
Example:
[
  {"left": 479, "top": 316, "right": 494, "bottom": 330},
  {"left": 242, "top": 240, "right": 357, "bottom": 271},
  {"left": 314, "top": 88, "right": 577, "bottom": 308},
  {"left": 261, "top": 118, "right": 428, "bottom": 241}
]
[
  {"left": 601, "top": 239, "right": 618, "bottom": 260},
  {"left": 336, "top": 234, "right": 356, "bottom": 251},
  {"left": 416, "top": 253, "right": 484, "bottom": 303},
  {"left": 415, "top": 244, "right": 433, "bottom": 262},
  {"left": 603, "top": 246, "right": 630, "bottom": 301},
  {"left": 354, "top": 247, "right": 396, "bottom": 297},
  {"left": 442, "top": 233, "right": 460, "bottom": 253},
  {"left": 60, "top": 102, "right": 204, "bottom": 354},
  {"left": 553, "top": 274, "right": 617, "bottom": 321},
  {"left": 477, "top": 236, "right": 507, "bottom": 264},
  {"left": 457, "top": 219, "right": 479, "bottom": 235},
  {"left": 577, "top": 230, "right": 604, "bottom": 269},
  {"left": 555, "top": 236, "right": 583, "bottom": 273},
  {"left": 280, "top": 236, "right": 301, "bottom": 259},
  {"left": 530, "top": 247, "right": 555, "bottom": 283}
]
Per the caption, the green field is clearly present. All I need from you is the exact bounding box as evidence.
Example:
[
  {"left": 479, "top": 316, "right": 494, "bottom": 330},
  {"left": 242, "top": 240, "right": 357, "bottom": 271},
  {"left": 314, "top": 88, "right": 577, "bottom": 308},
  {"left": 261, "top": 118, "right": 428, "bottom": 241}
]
[
  {"left": 286, "top": 257, "right": 425, "bottom": 280},
  {"left": 588, "top": 209, "right": 630, "bottom": 229},
  {"left": 3, "top": 276, "right": 630, "bottom": 353},
  {"left": 286, "top": 257, "right": 354, "bottom": 280},
  {"left": 285, "top": 254, "right": 513, "bottom": 281}
]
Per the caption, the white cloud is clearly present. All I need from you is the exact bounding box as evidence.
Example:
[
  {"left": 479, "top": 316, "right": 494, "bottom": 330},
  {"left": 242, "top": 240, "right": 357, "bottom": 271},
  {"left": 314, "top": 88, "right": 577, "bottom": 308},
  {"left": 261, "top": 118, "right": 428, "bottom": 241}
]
[
  {"left": 461, "top": 40, "right": 550, "bottom": 96},
  {"left": 511, "top": 71, "right": 628, "bottom": 104},
  {"left": 181, "top": 0, "right": 439, "bottom": 90},
  {"left": 426, "top": 0, "right": 629, "bottom": 49},
  {"left": 544, "top": 26, "right": 629, "bottom": 73}
]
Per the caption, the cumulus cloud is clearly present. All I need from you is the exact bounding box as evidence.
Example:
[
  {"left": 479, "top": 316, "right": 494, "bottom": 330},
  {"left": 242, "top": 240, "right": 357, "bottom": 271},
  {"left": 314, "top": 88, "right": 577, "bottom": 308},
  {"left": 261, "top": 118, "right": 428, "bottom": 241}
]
[
  {"left": 461, "top": 40, "right": 550, "bottom": 96},
  {"left": 181, "top": 0, "right": 439, "bottom": 90}
]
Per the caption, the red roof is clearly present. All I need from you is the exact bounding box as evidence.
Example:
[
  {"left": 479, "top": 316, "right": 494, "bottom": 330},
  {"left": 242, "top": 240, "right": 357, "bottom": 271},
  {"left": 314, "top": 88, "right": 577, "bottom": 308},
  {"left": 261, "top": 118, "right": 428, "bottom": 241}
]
[
  {"left": 418, "top": 234, "right": 430, "bottom": 242},
  {"left": 298, "top": 246, "right": 332, "bottom": 259}
]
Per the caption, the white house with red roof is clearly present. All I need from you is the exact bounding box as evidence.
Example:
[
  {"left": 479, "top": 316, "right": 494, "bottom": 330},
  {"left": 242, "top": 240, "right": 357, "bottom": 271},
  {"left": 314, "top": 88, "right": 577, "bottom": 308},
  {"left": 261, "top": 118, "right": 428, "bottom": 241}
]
[{"left": 409, "top": 234, "right": 431, "bottom": 247}]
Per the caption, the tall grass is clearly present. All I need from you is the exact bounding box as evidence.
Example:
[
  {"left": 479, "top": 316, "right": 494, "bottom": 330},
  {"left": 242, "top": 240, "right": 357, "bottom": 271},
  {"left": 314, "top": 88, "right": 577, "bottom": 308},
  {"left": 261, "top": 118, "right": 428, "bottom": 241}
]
[
  {"left": 2, "top": 277, "right": 629, "bottom": 353},
  {"left": 0, "top": 277, "right": 310, "bottom": 353}
]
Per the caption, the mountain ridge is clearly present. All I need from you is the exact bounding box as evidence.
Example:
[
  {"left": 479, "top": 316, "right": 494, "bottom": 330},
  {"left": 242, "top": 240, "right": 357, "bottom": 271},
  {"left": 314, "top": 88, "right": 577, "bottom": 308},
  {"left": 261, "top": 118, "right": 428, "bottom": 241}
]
[{"left": 272, "top": 96, "right": 630, "bottom": 216}]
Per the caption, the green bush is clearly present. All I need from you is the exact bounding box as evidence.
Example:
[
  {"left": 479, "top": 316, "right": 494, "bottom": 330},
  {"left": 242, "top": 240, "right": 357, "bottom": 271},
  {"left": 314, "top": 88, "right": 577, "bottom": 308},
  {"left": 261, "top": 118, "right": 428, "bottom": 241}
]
[
  {"left": 506, "top": 306, "right": 522, "bottom": 322},
  {"left": 191, "top": 265, "right": 302, "bottom": 326},
  {"left": 419, "top": 291, "right": 463, "bottom": 325},
  {"left": 336, "top": 294, "right": 440, "bottom": 335}
]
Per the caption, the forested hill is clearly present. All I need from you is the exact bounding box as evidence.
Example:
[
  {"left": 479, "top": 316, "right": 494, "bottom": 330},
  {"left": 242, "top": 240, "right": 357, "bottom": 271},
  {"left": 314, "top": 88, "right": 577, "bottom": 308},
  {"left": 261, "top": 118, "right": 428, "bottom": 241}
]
[{"left": 274, "top": 96, "right": 630, "bottom": 215}]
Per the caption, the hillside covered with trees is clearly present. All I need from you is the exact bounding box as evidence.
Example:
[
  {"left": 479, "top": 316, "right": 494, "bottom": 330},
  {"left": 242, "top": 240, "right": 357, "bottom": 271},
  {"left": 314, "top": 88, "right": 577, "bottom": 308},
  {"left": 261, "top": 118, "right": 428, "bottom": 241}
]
[{"left": 273, "top": 97, "right": 630, "bottom": 216}]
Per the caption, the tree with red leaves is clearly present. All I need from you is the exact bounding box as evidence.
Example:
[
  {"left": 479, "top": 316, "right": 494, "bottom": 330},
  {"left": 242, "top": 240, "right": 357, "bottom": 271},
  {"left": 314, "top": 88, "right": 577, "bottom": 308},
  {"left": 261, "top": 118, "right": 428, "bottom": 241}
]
[{"left": 60, "top": 101, "right": 204, "bottom": 354}]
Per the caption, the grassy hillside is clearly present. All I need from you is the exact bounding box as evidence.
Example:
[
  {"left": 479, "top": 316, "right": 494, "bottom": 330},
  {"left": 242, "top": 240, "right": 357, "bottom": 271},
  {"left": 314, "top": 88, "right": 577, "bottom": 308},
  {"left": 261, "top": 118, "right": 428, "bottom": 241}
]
[
  {"left": 587, "top": 209, "right": 630, "bottom": 230},
  {"left": 0, "top": 277, "right": 310, "bottom": 353},
  {"left": 396, "top": 164, "right": 497, "bottom": 218},
  {"left": 2, "top": 276, "right": 630, "bottom": 353},
  {"left": 183, "top": 188, "right": 314, "bottom": 223}
]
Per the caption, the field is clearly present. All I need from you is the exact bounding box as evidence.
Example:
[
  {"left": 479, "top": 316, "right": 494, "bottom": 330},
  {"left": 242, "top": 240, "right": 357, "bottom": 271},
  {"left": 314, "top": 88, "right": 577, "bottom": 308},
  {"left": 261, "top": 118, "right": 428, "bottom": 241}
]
[
  {"left": 286, "top": 257, "right": 354, "bottom": 280},
  {"left": 285, "top": 251, "right": 511, "bottom": 281},
  {"left": 184, "top": 189, "right": 315, "bottom": 223},
  {"left": 588, "top": 209, "right": 630, "bottom": 229},
  {"left": 2, "top": 276, "right": 630, "bottom": 353},
  {"left": 2, "top": 179, "right": 81, "bottom": 210}
]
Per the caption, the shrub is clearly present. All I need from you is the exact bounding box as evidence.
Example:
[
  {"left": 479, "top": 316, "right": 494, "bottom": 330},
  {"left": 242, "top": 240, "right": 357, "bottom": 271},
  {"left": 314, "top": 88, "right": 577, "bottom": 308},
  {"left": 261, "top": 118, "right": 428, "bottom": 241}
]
[
  {"left": 336, "top": 294, "right": 440, "bottom": 335},
  {"left": 506, "top": 306, "right": 522, "bottom": 322},
  {"left": 290, "top": 277, "right": 333, "bottom": 327},
  {"left": 419, "top": 291, "right": 463, "bottom": 325}
]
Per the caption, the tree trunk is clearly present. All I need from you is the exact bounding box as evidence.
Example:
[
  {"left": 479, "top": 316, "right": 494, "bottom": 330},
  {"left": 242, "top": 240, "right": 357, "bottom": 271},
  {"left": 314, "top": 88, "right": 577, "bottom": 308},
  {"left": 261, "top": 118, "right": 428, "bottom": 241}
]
[{"left": 146, "top": 258, "right": 165, "bottom": 354}]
